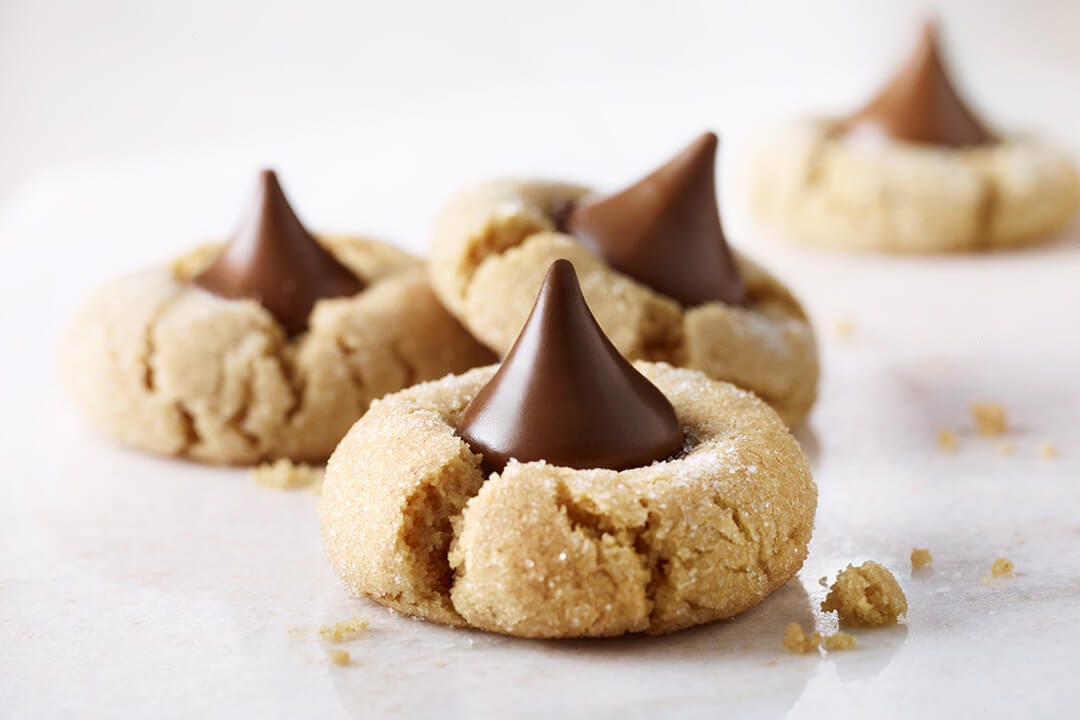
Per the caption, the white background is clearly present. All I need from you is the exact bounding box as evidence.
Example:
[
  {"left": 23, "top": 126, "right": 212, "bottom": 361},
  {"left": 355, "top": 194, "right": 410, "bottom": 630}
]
[
  {"left": 4, "top": 0, "right": 1080, "bottom": 203},
  {"left": 3, "top": 2, "right": 1080, "bottom": 719}
]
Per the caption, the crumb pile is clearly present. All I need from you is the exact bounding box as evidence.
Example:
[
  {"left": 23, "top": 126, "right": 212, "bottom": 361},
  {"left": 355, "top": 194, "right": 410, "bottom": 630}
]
[
  {"left": 318, "top": 616, "right": 369, "bottom": 667},
  {"left": 937, "top": 428, "right": 958, "bottom": 453},
  {"left": 253, "top": 459, "right": 324, "bottom": 491},
  {"left": 822, "top": 561, "right": 907, "bottom": 627},
  {"left": 991, "top": 558, "right": 1015, "bottom": 577},
  {"left": 971, "top": 403, "right": 1008, "bottom": 436},
  {"left": 781, "top": 623, "right": 857, "bottom": 654},
  {"left": 910, "top": 548, "right": 933, "bottom": 570},
  {"left": 319, "top": 617, "right": 370, "bottom": 642},
  {"left": 328, "top": 649, "right": 351, "bottom": 666}
]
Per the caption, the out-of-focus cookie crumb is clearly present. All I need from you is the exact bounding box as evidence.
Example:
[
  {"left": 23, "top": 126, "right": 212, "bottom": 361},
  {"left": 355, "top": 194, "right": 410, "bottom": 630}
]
[
  {"left": 822, "top": 631, "right": 857, "bottom": 651},
  {"left": 782, "top": 623, "right": 857, "bottom": 654},
  {"left": 818, "top": 576, "right": 828, "bottom": 587},
  {"left": 999, "top": 442, "right": 1015, "bottom": 456},
  {"left": 328, "top": 649, "right": 351, "bottom": 666},
  {"left": 991, "top": 558, "right": 1014, "bottom": 577},
  {"left": 937, "top": 428, "right": 958, "bottom": 453},
  {"left": 834, "top": 320, "right": 855, "bottom": 339},
  {"left": 822, "top": 561, "right": 908, "bottom": 627},
  {"left": 910, "top": 548, "right": 933, "bottom": 570},
  {"left": 253, "top": 459, "right": 324, "bottom": 491},
  {"left": 319, "top": 617, "right": 370, "bottom": 643},
  {"left": 971, "top": 403, "right": 1008, "bottom": 436},
  {"left": 782, "top": 622, "right": 821, "bottom": 654},
  {"left": 1039, "top": 442, "right": 1059, "bottom": 459}
]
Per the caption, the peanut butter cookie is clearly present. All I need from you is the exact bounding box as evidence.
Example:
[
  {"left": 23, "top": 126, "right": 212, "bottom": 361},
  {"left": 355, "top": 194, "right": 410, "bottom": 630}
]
[
  {"left": 61, "top": 170, "right": 493, "bottom": 464},
  {"left": 321, "top": 261, "right": 816, "bottom": 638},
  {"left": 748, "top": 22, "right": 1079, "bottom": 253},
  {"left": 430, "top": 133, "right": 819, "bottom": 426}
]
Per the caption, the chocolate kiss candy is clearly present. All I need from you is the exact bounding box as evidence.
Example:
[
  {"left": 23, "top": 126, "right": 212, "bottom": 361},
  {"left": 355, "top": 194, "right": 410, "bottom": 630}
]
[
  {"left": 561, "top": 131, "right": 746, "bottom": 308},
  {"left": 192, "top": 170, "right": 364, "bottom": 335},
  {"left": 840, "top": 21, "right": 997, "bottom": 147},
  {"left": 457, "top": 259, "right": 684, "bottom": 473}
]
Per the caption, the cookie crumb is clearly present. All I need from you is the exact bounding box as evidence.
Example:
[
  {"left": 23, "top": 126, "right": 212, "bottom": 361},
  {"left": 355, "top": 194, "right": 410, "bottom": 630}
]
[
  {"left": 1039, "top": 442, "right": 1059, "bottom": 459},
  {"left": 991, "top": 557, "right": 1014, "bottom": 577},
  {"left": 822, "top": 561, "right": 907, "bottom": 627},
  {"left": 936, "top": 428, "right": 958, "bottom": 453},
  {"left": 822, "top": 631, "right": 857, "bottom": 652},
  {"left": 253, "top": 459, "right": 324, "bottom": 491},
  {"left": 328, "top": 649, "right": 351, "bottom": 666},
  {"left": 910, "top": 548, "right": 933, "bottom": 570},
  {"left": 971, "top": 403, "right": 1008, "bottom": 436},
  {"left": 834, "top": 320, "right": 855, "bottom": 339},
  {"left": 999, "top": 442, "right": 1015, "bottom": 457},
  {"left": 818, "top": 576, "right": 828, "bottom": 587},
  {"left": 782, "top": 622, "right": 821, "bottom": 654},
  {"left": 319, "top": 617, "right": 370, "bottom": 643}
]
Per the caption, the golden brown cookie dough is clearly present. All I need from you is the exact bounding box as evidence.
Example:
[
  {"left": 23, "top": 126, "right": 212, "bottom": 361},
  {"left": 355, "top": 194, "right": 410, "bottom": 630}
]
[
  {"left": 748, "top": 121, "right": 1079, "bottom": 254},
  {"left": 320, "top": 362, "right": 817, "bottom": 639},
  {"left": 319, "top": 617, "right": 369, "bottom": 642},
  {"left": 910, "top": 548, "right": 933, "bottom": 570},
  {"left": 429, "top": 180, "right": 819, "bottom": 426},
  {"left": 61, "top": 236, "right": 494, "bottom": 465},
  {"left": 782, "top": 622, "right": 821, "bottom": 654},
  {"left": 990, "top": 557, "right": 1014, "bottom": 577},
  {"left": 822, "top": 561, "right": 908, "bottom": 627},
  {"left": 252, "top": 459, "right": 323, "bottom": 491},
  {"left": 971, "top": 402, "right": 1008, "bottom": 436}
]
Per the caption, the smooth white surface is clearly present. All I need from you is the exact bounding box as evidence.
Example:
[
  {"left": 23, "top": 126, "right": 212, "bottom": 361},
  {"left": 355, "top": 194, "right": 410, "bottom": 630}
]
[
  {"left": 2, "top": 113, "right": 1080, "bottom": 718},
  {"left": 5, "top": 0, "right": 1080, "bottom": 201}
]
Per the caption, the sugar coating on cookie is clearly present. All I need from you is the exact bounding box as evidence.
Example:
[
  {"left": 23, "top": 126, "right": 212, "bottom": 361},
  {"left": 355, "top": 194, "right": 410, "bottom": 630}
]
[
  {"left": 320, "top": 362, "right": 816, "bottom": 639},
  {"left": 61, "top": 236, "right": 493, "bottom": 465},
  {"left": 748, "top": 22, "right": 1079, "bottom": 253},
  {"left": 747, "top": 121, "right": 1079, "bottom": 254},
  {"left": 822, "top": 561, "right": 908, "bottom": 627},
  {"left": 429, "top": 180, "right": 818, "bottom": 426}
]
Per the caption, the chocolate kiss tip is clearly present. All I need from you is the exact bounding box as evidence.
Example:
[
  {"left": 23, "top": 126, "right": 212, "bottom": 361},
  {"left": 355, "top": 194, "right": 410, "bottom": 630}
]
[
  {"left": 841, "top": 20, "right": 996, "bottom": 148},
  {"left": 562, "top": 132, "right": 746, "bottom": 308},
  {"left": 192, "top": 169, "right": 364, "bottom": 336},
  {"left": 457, "top": 259, "right": 684, "bottom": 473}
]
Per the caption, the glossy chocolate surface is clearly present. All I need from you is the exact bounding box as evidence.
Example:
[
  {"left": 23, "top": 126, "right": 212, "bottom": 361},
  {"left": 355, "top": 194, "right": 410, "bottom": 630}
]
[
  {"left": 192, "top": 170, "right": 364, "bottom": 335},
  {"left": 457, "top": 260, "right": 683, "bottom": 473},
  {"left": 562, "top": 132, "right": 746, "bottom": 307},
  {"left": 840, "top": 21, "right": 997, "bottom": 147}
]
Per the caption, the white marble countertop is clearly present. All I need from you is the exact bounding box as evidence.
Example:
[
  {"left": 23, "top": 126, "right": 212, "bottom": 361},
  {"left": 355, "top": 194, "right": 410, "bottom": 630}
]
[{"left": 2, "top": 120, "right": 1079, "bottom": 718}]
